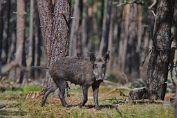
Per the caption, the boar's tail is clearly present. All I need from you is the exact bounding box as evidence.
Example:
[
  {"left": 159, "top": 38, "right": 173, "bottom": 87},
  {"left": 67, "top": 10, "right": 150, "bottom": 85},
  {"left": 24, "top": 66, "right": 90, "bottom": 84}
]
[{"left": 30, "top": 66, "right": 49, "bottom": 70}]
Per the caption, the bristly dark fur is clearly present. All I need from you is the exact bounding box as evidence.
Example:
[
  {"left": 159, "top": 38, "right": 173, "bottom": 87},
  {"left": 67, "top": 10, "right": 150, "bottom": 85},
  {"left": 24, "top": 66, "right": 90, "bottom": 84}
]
[{"left": 41, "top": 51, "right": 110, "bottom": 110}]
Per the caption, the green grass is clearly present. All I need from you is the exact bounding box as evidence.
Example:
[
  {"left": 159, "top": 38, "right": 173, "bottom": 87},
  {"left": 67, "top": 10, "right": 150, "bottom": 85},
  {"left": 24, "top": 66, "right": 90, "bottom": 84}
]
[
  {"left": 23, "top": 85, "right": 42, "bottom": 92},
  {"left": 0, "top": 84, "right": 174, "bottom": 118}
]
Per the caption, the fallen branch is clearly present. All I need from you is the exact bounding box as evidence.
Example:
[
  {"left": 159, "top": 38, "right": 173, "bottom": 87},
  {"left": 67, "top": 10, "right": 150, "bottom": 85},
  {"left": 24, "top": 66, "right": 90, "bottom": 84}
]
[
  {"left": 0, "top": 63, "right": 48, "bottom": 78},
  {"left": 0, "top": 61, "right": 35, "bottom": 78},
  {"left": 104, "top": 97, "right": 123, "bottom": 104},
  {"left": 0, "top": 61, "right": 20, "bottom": 79},
  {"left": 0, "top": 60, "right": 19, "bottom": 75},
  {"left": 113, "top": 105, "right": 124, "bottom": 118},
  {"left": 120, "top": 91, "right": 129, "bottom": 97},
  {"left": 106, "top": 88, "right": 118, "bottom": 95},
  {"left": 131, "top": 99, "right": 164, "bottom": 104},
  {"left": 129, "top": 87, "right": 148, "bottom": 100}
]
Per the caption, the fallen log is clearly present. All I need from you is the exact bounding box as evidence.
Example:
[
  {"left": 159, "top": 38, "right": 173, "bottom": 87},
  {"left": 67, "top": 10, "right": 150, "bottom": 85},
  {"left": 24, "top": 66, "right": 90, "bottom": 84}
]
[{"left": 129, "top": 87, "right": 148, "bottom": 100}]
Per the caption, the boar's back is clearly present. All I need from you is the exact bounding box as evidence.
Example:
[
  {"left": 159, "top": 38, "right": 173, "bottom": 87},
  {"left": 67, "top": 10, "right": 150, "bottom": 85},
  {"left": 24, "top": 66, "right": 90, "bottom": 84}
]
[{"left": 49, "top": 57, "right": 95, "bottom": 85}]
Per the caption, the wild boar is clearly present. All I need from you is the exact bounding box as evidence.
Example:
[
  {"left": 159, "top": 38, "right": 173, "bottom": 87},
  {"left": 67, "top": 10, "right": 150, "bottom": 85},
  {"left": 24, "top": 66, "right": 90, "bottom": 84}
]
[{"left": 41, "top": 51, "right": 110, "bottom": 110}]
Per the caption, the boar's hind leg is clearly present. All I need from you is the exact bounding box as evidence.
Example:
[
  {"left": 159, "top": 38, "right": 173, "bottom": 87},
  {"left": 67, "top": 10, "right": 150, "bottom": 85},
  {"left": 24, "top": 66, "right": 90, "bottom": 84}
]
[
  {"left": 54, "top": 79, "right": 68, "bottom": 107},
  {"left": 80, "top": 86, "right": 89, "bottom": 107},
  {"left": 92, "top": 82, "right": 101, "bottom": 110},
  {"left": 41, "top": 86, "right": 57, "bottom": 106}
]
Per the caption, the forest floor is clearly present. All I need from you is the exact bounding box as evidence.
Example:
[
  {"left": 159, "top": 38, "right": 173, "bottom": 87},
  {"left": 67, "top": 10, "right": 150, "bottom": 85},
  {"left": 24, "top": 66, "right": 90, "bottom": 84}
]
[{"left": 0, "top": 79, "right": 175, "bottom": 118}]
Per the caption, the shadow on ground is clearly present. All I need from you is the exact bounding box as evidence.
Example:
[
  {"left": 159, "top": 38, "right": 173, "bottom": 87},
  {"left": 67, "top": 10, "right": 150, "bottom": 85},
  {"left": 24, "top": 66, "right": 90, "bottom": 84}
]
[{"left": 67, "top": 104, "right": 117, "bottom": 110}]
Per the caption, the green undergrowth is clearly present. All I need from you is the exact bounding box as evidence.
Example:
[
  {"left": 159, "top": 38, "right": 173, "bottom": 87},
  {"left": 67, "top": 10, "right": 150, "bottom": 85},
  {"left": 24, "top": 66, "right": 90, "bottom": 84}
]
[
  {"left": 0, "top": 84, "right": 174, "bottom": 118},
  {"left": 23, "top": 85, "right": 42, "bottom": 92}
]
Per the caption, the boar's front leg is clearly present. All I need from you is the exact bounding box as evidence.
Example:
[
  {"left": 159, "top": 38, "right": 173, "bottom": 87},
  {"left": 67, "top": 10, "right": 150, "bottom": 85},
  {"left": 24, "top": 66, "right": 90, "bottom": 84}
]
[
  {"left": 80, "top": 86, "right": 89, "bottom": 107},
  {"left": 92, "top": 81, "right": 102, "bottom": 110}
]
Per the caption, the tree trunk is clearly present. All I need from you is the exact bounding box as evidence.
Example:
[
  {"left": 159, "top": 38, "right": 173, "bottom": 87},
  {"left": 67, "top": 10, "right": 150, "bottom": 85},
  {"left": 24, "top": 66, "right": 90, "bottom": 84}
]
[
  {"left": 114, "top": 1, "right": 123, "bottom": 71},
  {"left": 34, "top": 1, "right": 42, "bottom": 78},
  {"left": 37, "top": 0, "right": 54, "bottom": 89},
  {"left": 99, "top": 0, "right": 112, "bottom": 55},
  {"left": 136, "top": 5, "right": 142, "bottom": 53},
  {"left": 107, "top": 7, "right": 113, "bottom": 72},
  {"left": 81, "top": 0, "right": 89, "bottom": 57},
  {"left": 37, "top": 0, "right": 70, "bottom": 90},
  {"left": 1, "top": 0, "right": 10, "bottom": 65},
  {"left": 172, "top": 1, "right": 177, "bottom": 47},
  {"left": 69, "top": 0, "right": 80, "bottom": 56},
  {"left": 7, "top": 0, "right": 16, "bottom": 64},
  {"left": 99, "top": 0, "right": 104, "bottom": 43},
  {"left": 125, "top": 4, "right": 140, "bottom": 79},
  {"left": 16, "top": 0, "right": 26, "bottom": 83},
  {"left": 118, "top": 4, "right": 130, "bottom": 74},
  {"left": 29, "top": 0, "right": 35, "bottom": 78},
  {"left": 172, "top": 2, "right": 177, "bottom": 117},
  {"left": 140, "top": 10, "right": 154, "bottom": 80},
  {"left": 0, "top": 0, "right": 3, "bottom": 66},
  {"left": 77, "top": 0, "right": 83, "bottom": 56},
  {"left": 147, "top": 0, "right": 175, "bottom": 100}
]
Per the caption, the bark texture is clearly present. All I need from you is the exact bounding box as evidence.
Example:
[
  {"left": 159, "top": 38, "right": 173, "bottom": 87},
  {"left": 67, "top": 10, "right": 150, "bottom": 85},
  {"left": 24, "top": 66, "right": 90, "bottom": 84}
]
[
  {"left": 37, "top": 0, "right": 70, "bottom": 90},
  {"left": 147, "top": 0, "right": 175, "bottom": 100}
]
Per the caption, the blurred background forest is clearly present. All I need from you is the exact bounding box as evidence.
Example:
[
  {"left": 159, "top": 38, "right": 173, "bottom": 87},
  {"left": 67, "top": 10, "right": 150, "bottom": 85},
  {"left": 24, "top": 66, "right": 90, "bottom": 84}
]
[{"left": 0, "top": 0, "right": 169, "bottom": 86}]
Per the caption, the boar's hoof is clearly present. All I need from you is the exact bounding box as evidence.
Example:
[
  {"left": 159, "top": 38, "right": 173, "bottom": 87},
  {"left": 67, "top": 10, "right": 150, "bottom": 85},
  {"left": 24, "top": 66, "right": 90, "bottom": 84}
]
[
  {"left": 79, "top": 102, "right": 86, "bottom": 108},
  {"left": 41, "top": 101, "right": 45, "bottom": 107},
  {"left": 79, "top": 103, "right": 83, "bottom": 108},
  {"left": 63, "top": 104, "right": 68, "bottom": 108},
  {"left": 95, "top": 106, "right": 101, "bottom": 110},
  {"left": 41, "top": 97, "right": 47, "bottom": 107},
  {"left": 61, "top": 101, "right": 68, "bottom": 108}
]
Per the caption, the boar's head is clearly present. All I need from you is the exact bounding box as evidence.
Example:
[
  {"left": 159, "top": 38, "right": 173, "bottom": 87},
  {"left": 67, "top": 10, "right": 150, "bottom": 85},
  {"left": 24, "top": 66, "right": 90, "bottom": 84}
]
[{"left": 88, "top": 51, "right": 110, "bottom": 81}]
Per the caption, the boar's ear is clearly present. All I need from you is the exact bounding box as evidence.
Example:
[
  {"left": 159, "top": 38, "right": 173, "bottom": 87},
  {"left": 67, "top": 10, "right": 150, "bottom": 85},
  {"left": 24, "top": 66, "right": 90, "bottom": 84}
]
[
  {"left": 88, "top": 52, "right": 96, "bottom": 63},
  {"left": 104, "top": 51, "right": 110, "bottom": 63}
]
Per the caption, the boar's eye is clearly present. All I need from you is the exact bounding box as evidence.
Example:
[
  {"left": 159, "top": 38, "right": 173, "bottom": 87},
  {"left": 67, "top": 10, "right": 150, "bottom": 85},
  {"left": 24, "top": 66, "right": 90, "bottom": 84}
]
[{"left": 102, "top": 64, "right": 105, "bottom": 68}]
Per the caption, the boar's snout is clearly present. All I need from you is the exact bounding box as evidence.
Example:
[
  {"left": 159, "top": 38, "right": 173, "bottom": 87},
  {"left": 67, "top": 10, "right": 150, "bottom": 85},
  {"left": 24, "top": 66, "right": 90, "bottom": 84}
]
[{"left": 93, "top": 63, "right": 106, "bottom": 81}]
